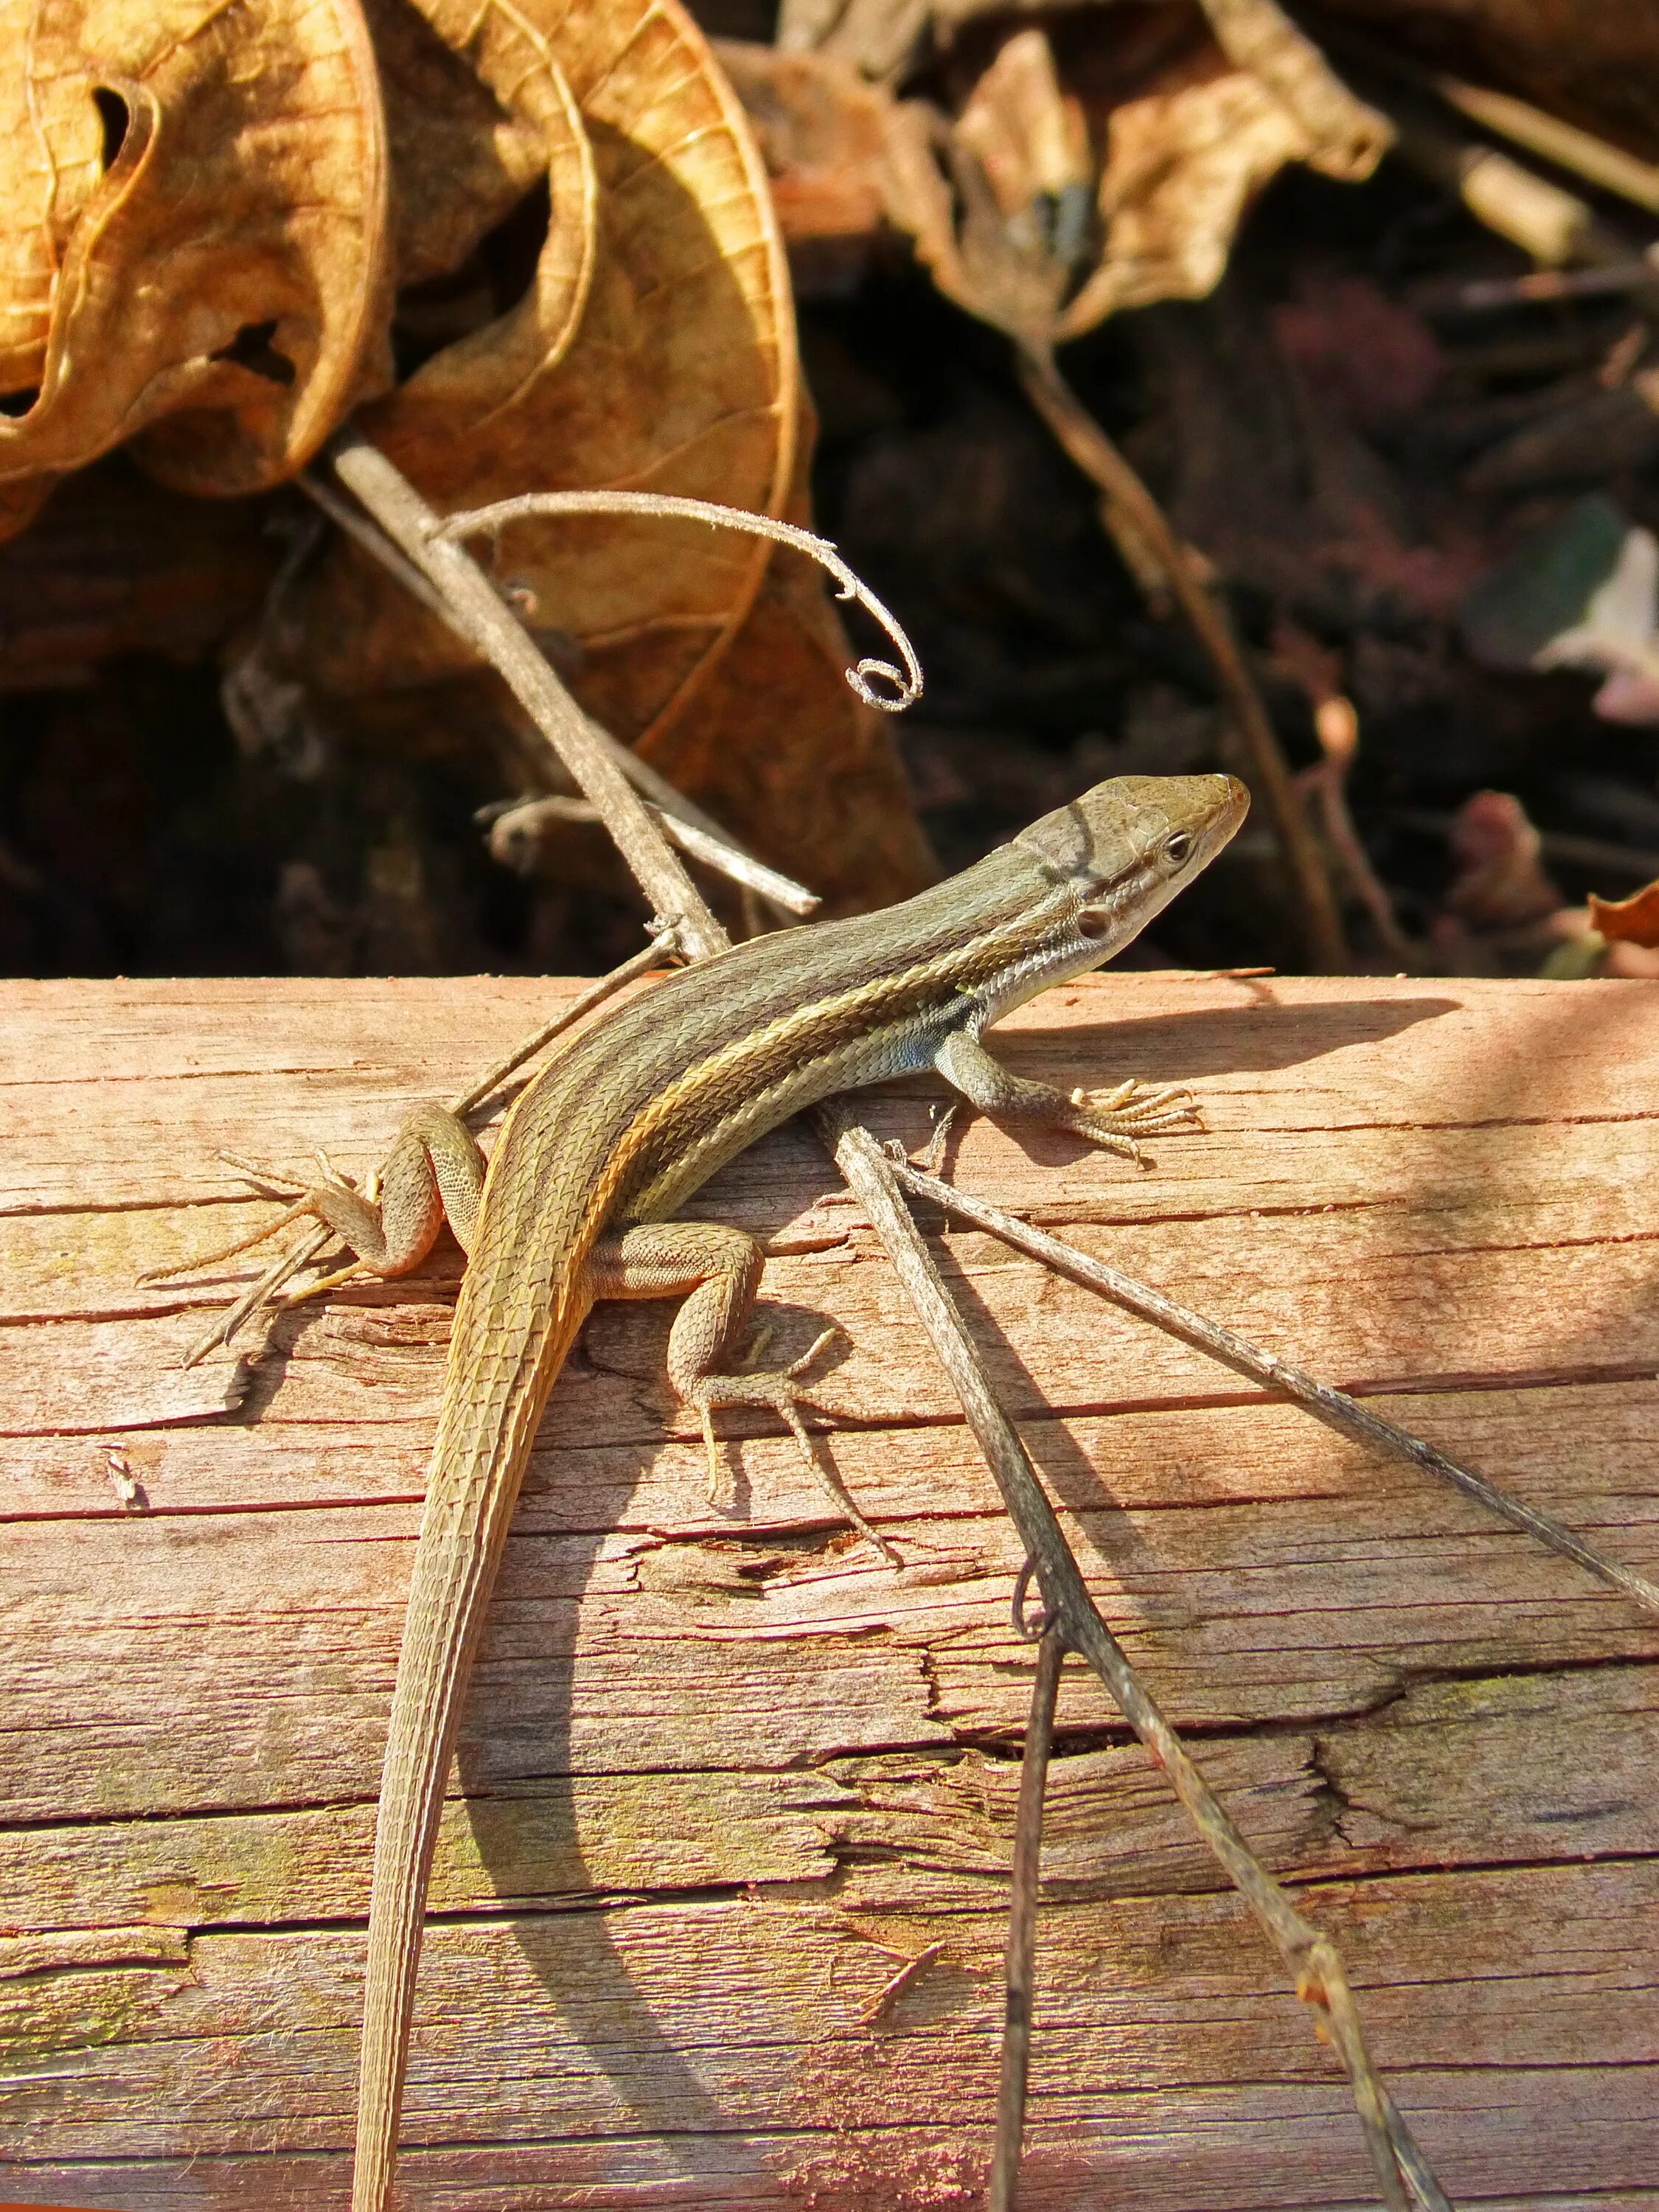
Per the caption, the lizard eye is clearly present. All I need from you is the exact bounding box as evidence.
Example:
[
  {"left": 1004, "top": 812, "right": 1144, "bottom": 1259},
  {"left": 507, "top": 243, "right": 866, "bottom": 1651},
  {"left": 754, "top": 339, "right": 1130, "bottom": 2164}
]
[{"left": 1164, "top": 830, "right": 1194, "bottom": 866}]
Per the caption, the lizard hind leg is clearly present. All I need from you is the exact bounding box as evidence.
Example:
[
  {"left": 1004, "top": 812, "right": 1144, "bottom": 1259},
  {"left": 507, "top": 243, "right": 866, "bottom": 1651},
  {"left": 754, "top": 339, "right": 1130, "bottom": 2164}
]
[
  {"left": 141, "top": 1106, "right": 487, "bottom": 1290},
  {"left": 590, "top": 1221, "right": 897, "bottom": 1565}
]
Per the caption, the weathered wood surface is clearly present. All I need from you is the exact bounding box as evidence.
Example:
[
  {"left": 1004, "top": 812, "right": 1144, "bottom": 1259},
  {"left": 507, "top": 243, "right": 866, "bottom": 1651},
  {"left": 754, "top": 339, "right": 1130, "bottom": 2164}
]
[{"left": 1, "top": 970, "right": 1656, "bottom": 2211}]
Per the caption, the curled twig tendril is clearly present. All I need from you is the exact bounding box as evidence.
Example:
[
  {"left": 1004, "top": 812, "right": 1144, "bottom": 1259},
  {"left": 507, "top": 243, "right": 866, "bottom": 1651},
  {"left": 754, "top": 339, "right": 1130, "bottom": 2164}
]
[{"left": 431, "top": 490, "right": 924, "bottom": 713}]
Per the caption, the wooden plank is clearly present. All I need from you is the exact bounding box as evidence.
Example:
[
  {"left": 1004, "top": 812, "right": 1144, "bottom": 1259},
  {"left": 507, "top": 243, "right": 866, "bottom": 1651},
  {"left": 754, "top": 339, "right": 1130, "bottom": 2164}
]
[{"left": 1, "top": 973, "right": 1656, "bottom": 2208}]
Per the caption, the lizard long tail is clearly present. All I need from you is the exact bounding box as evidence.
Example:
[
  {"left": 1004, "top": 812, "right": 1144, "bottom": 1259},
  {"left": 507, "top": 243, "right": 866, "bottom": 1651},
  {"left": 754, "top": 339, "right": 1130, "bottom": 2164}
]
[{"left": 352, "top": 1295, "right": 581, "bottom": 2212}]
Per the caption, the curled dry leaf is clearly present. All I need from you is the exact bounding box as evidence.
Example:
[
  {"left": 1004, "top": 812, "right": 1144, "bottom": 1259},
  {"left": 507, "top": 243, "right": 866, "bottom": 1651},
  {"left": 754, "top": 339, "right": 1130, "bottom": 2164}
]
[
  {"left": 0, "top": 0, "right": 391, "bottom": 531},
  {"left": 877, "top": 4, "right": 1389, "bottom": 347},
  {"left": 1194, "top": 0, "right": 1389, "bottom": 182},
  {"left": 364, "top": 0, "right": 549, "bottom": 292},
  {"left": 284, "top": 0, "right": 799, "bottom": 761},
  {"left": 1056, "top": 29, "right": 1385, "bottom": 340}
]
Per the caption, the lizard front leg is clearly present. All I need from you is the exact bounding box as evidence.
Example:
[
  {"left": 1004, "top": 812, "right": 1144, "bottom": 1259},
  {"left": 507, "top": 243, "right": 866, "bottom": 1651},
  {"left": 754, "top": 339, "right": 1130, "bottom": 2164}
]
[
  {"left": 933, "top": 1026, "right": 1198, "bottom": 1166},
  {"left": 140, "top": 1105, "right": 487, "bottom": 1291},
  {"left": 590, "top": 1220, "right": 898, "bottom": 1564}
]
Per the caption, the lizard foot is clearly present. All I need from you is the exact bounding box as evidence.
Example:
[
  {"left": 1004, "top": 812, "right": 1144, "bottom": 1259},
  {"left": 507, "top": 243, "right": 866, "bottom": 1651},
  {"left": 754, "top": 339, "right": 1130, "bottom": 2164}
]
[
  {"left": 1063, "top": 1079, "right": 1201, "bottom": 1165},
  {"left": 685, "top": 1334, "right": 899, "bottom": 1566},
  {"left": 139, "top": 1153, "right": 370, "bottom": 1286}
]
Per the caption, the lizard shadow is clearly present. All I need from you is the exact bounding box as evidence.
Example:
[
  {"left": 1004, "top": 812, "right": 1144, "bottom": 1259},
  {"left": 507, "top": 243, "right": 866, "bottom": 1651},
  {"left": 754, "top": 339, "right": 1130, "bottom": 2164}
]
[
  {"left": 449, "top": 1414, "right": 742, "bottom": 2172},
  {"left": 1001, "top": 989, "right": 1462, "bottom": 1080},
  {"left": 913, "top": 1226, "right": 1186, "bottom": 1618}
]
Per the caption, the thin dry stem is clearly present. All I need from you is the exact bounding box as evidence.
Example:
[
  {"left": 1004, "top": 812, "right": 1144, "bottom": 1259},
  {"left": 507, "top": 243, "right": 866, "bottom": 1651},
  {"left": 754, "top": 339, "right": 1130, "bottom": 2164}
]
[
  {"left": 446, "top": 927, "right": 683, "bottom": 1119},
  {"left": 822, "top": 1111, "right": 1442, "bottom": 2208},
  {"left": 484, "top": 795, "right": 818, "bottom": 917},
  {"left": 1442, "top": 261, "right": 1659, "bottom": 312},
  {"left": 858, "top": 1941, "right": 946, "bottom": 2027},
  {"left": 989, "top": 1624, "right": 1063, "bottom": 2212},
  {"left": 301, "top": 467, "right": 819, "bottom": 924},
  {"left": 180, "top": 1222, "right": 330, "bottom": 1368},
  {"left": 1016, "top": 341, "right": 1349, "bottom": 970},
  {"left": 327, "top": 433, "right": 726, "bottom": 960},
  {"left": 434, "top": 489, "right": 923, "bottom": 712},
  {"left": 890, "top": 1158, "right": 1659, "bottom": 1622},
  {"left": 1426, "top": 69, "right": 1659, "bottom": 218}
]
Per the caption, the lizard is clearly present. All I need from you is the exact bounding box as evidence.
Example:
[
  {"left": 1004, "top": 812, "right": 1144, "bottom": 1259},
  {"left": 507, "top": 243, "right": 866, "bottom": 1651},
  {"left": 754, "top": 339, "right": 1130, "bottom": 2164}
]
[{"left": 170, "top": 771, "right": 1245, "bottom": 2209}]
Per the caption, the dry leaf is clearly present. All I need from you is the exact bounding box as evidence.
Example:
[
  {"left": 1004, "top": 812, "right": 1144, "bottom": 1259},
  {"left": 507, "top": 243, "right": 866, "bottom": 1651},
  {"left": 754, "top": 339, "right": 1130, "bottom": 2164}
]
[
  {"left": 883, "top": 33, "right": 1091, "bottom": 342},
  {"left": 0, "top": 0, "right": 100, "bottom": 396},
  {"left": 364, "top": 0, "right": 549, "bottom": 291},
  {"left": 372, "top": 0, "right": 597, "bottom": 414},
  {"left": 1444, "top": 789, "right": 1560, "bottom": 930},
  {"left": 1195, "top": 0, "right": 1389, "bottom": 182},
  {"left": 775, "top": 0, "right": 931, "bottom": 86},
  {"left": 0, "top": 0, "right": 392, "bottom": 527},
  {"left": 1587, "top": 879, "right": 1659, "bottom": 948},
  {"left": 284, "top": 0, "right": 798, "bottom": 757},
  {"left": 714, "top": 41, "right": 892, "bottom": 253},
  {"left": 1058, "top": 47, "right": 1358, "bottom": 338},
  {"left": 0, "top": 455, "right": 276, "bottom": 689},
  {"left": 878, "top": 7, "right": 1388, "bottom": 347}
]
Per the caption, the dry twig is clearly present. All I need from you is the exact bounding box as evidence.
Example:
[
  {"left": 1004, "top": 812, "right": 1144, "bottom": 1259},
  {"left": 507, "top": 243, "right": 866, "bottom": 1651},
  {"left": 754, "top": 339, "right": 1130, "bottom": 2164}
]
[
  {"left": 824, "top": 1106, "right": 1440, "bottom": 2209},
  {"left": 1018, "top": 341, "right": 1349, "bottom": 970},
  {"left": 1411, "top": 63, "right": 1659, "bottom": 220},
  {"left": 435, "top": 490, "right": 922, "bottom": 712},
  {"left": 888, "top": 1157, "right": 1659, "bottom": 1624},
  {"left": 989, "top": 1623, "right": 1063, "bottom": 2212}
]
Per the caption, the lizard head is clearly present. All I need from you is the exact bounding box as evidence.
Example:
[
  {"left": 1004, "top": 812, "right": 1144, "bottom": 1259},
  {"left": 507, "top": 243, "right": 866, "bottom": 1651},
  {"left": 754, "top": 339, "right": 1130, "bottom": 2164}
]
[{"left": 1012, "top": 773, "right": 1248, "bottom": 955}]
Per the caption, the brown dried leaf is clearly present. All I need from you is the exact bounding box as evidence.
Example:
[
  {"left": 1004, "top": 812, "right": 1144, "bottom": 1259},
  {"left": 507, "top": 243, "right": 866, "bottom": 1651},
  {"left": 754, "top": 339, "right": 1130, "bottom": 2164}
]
[
  {"left": 1195, "top": 0, "right": 1391, "bottom": 182},
  {"left": 0, "top": 0, "right": 100, "bottom": 396},
  {"left": 883, "top": 33, "right": 1091, "bottom": 342},
  {"left": 286, "top": 0, "right": 799, "bottom": 756},
  {"left": 879, "top": 7, "right": 1388, "bottom": 347},
  {"left": 1587, "top": 878, "right": 1659, "bottom": 947},
  {"left": 775, "top": 0, "right": 931, "bottom": 86},
  {"left": 715, "top": 41, "right": 892, "bottom": 250},
  {"left": 364, "top": 0, "right": 549, "bottom": 291},
  {"left": 0, "top": 456, "right": 276, "bottom": 689},
  {"left": 1445, "top": 789, "right": 1561, "bottom": 929},
  {"left": 374, "top": 0, "right": 598, "bottom": 409},
  {"left": 0, "top": 0, "right": 392, "bottom": 523},
  {"left": 1057, "top": 48, "right": 1349, "bottom": 338}
]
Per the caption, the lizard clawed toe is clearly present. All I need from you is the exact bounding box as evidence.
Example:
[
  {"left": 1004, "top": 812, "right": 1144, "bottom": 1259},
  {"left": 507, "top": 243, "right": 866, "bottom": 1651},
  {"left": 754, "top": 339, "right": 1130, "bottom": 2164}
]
[{"left": 684, "top": 1333, "right": 897, "bottom": 1565}]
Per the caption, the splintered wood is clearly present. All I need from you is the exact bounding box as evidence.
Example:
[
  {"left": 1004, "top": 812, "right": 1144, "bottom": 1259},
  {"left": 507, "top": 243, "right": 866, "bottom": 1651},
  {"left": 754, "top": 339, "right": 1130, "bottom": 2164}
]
[{"left": 1, "top": 971, "right": 1655, "bottom": 2209}]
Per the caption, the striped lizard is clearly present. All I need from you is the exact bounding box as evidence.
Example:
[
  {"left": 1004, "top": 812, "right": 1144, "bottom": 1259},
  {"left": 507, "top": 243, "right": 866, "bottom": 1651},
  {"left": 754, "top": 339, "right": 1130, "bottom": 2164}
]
[{"left": 175, "top": 771, "right": 1246, "bottom": 2206}]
